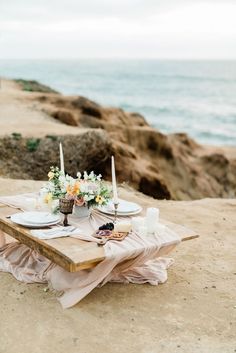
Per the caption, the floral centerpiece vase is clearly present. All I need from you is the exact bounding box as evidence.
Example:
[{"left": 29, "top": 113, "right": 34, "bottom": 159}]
[{"left": 41, "top": 168, "right": 111, "bottom": 219}]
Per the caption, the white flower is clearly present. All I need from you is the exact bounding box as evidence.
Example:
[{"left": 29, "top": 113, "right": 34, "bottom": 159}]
[
  {"left": 60, "top": 185, "right": 66, "bottom": 193},
  {"left": 77, "top": 172, "right": 82, "bottom": 179},
  {"left": 88, "top": 171, "right": 95, "bottom": 181},
  {"left": 46, "top": 181, "right": 55, "bottom": 192},
  {"left": 65, "top": 175, "right": 74, "bottom": 183},
  {"left": 83, "top": 171, "right": 89, "bottom": 180},
  {"left": 84, "top": 194, "right": 95, "bottom": 202},
  {"left": 97, "top": 174, "right": 102, "bottom": 181},
  {"left": 88, "top": 183, "right": 99, "bottom": 193},
  {"left": 80, "top": 182, "right": 89, "bottom": 193},
  {"left": 59, "top": 175, "right": 66, "bottom": 183}
]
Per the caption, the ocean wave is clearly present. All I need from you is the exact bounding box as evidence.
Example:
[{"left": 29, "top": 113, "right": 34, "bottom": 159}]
[{"left": 147, "top": 74, "right": 236, "bottom": 84}]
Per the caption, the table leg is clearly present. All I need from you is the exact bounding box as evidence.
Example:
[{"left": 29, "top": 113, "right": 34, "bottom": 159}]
[{"left": 0, "top": 229, "right": 6, "bottom": 247}]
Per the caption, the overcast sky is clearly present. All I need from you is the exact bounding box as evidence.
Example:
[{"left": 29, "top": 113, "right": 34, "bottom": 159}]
[{"left": 0, "top": 0, "right": 236, "bottom": 59}]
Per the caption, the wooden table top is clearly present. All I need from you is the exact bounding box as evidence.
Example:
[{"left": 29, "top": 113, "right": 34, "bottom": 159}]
[
  {"left": 0, "top": 204, "right": 199, "bottom": 273},
  {"left": 0, "top": 205, "right": 105, "bottom": 272}
]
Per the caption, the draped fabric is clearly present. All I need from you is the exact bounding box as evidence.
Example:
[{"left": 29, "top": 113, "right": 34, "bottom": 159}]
[{"left": 0, "top": 194, "right": 180, "bottom": 308}]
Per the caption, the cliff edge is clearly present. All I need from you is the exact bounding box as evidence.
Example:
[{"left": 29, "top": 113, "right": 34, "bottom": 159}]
[{"left": 0, "top": 78, "right": 235, "bottom": 200}]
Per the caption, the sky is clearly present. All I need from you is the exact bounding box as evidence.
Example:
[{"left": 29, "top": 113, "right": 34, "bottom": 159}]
[{"left": 0, "top": 0, "right": 236, "bottom": 59}]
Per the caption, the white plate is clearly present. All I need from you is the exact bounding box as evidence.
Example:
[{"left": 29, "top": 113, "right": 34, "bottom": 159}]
[
  {"left": 97, "top": 207, "right": 142, "bottom": 216},
  {"left": 21, "top": 211, "right": 59, "bottom": 224},
  {"left": 11, "top": 213, "right": 60, "bottom": 229},
  {"left": 106, "top": 199, "right": 141, "bottom": 213},
  {"left": 97, "top": 199, "right": 142, "bottom": 216}
]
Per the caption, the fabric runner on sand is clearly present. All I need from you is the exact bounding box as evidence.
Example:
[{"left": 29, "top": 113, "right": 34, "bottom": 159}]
[{"left": 0, "top": 193, "right": 181, "bottom": 309}]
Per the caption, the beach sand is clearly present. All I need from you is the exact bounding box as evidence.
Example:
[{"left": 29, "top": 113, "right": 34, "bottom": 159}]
[{"left": 0, "top": 178, "right": 235, "bottom": 353}]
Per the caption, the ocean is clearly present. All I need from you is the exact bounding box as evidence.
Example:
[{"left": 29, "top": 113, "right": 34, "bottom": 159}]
[{"left": 1, "top": 59, "right": 236, "bottom": 146}]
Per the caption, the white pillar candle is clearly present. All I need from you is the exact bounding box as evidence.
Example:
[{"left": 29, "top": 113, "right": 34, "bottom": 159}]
[
  {"left": 59, "top": 142, "right": 65, "bottom": 175},
  {"left": 146, "top": 207, "right": 159, "bottom": 233},
  {"left": 139, "top": 225, "right": 148, "bottom": 237},
  {"left": 131, "top": 217, "right": 145, "bottom": 232},
  {"left": 111, "top": 156, "right": 118, "bottom": 204},
  {"left": 114, "top": 221, "right": 132, "bottom": 233}
]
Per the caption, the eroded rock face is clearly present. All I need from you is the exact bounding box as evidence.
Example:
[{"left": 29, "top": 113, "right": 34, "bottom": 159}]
[
  {"left": 31, "top": 92, "right": 236, "bottom": 200},
  {"left": 37, "top": 94, "right": 149, "bottom": 129},
  {"left": 1, "top": 83, "right": 236, "bottom": 200},
  {"left": 0, "top": 130, "right": 112, "bottom": 180}
]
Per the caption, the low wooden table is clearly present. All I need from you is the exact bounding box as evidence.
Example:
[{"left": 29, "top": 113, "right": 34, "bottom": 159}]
[
  {"left": 0, "top": 205, "right": 105, "bottom": 272},
  {"left": 0, "top": 204, "right": 199, "bottom": 273}
]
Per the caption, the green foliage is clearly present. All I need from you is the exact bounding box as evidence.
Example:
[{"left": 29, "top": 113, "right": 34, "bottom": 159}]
[
  {"left": 47, "top": 166, "right": 66, "bottom": 199},
  {"left": 11, "top": 132, "right": 22, "bottom": 140},
  {"left": 26, "top": 138, "right": 41, "bottom": 152},
  {"left": 15, "top": 79, "right": 59, "bottom": 93}
]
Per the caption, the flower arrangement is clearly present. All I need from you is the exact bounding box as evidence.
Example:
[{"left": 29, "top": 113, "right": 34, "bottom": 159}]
[{"left": 42, "top": 167, "right": 111, "bottom": 212}]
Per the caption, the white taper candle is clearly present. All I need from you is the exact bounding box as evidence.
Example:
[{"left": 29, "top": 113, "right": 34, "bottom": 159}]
[
  {"left": 59, "top": 142, "right": 65, "bottom": 175},
  {"left": 111, "top": 155, "right": 119, "bottom": 204}
]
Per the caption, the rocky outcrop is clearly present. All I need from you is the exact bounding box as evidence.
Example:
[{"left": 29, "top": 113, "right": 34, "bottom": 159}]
[
  {"left": 27, "top": 92, "right": 236, "bottom": 200},
  {"left": 0, "top": 130, "right": 112, "bottom": 180},
  {"left": 14, "top": 79, "right": 59, "bottom": 94},
  {"left": 0, "top": 79, "right": 235, "bottom": 200}
]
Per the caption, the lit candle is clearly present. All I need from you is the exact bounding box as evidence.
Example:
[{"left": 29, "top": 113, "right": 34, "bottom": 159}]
[
  {"left": 59, "top": 142, "right": 65, "bottom": 175},
  {"left": 111, "top": 156, "right": 118, "bottom": 204}
]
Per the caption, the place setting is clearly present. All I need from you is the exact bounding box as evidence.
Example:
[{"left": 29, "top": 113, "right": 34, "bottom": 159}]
[
  {"left": 9, "top": 211, "right": 78, "bottom": 240},
  {"left": 96, "top": 199, "right": 142, "bottom": 217},
  {"left": 8, "top": 148, "right": 146, "bottom": 244},
  {"left": 10, "top": 211, "right": 61, "bottom": 229}
]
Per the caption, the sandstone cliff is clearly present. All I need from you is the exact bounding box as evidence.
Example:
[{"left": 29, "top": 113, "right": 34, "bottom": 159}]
[{"left": 0, "top": 79, "right": 235, "bottom": 200}]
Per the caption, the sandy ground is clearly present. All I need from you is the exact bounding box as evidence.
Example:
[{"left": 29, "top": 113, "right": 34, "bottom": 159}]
[
  {"left": 0, "top": 79, "right": 87, "bottom": 137},
  {"left": 0, "top": 178, "right": 235, "bottom": 353}
]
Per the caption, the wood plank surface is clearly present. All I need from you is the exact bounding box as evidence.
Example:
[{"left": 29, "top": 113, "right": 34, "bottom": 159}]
[
  {"left": 162, "top": 219, "right": 199, "bottom": 242},
  {"left": 0, "top": 206, "right": 105, "bottom": 272},
  {"left": 181, "top": 234, "right": 199, "bottom": 242},
  {"left": 0, "top": 206, "right": 199, "bottom": 273}
]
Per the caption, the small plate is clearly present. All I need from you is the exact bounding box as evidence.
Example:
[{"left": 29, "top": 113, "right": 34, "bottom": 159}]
[
  {"left": 106, "top": 199, "right": 141, "bottom": 213},
  {"left": 97, "top": 199, "right": 142, "bottom": 216},
  {"left": 11, "top": 213, "right": 60, "bottom": 229},
  {"left": 21, "top": 211, "right": 59, "bottom": 224}
]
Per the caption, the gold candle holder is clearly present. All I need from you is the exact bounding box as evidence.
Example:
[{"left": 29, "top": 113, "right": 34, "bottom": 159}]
[
  {"left": 113, "top": 202, "right": 119, "bottom": 224},
  {"left": 59, "top": 198, "right": 74, "bottom": 226}
]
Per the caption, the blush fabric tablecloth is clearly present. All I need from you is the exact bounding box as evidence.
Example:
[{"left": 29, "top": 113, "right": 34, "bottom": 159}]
[{"left": 0, "top": 193, "right": 180, "bottom": 309}]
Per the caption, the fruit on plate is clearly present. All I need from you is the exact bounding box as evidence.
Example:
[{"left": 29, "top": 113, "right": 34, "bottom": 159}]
[
  {"left": 98, "top": 222, "right": 114, "bottom": 231},
  {"left": 96, "top": 229, "right": 112, "bottom": 237}
]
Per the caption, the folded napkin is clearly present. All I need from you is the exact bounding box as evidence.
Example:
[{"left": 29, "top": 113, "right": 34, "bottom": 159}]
[{"left": 31, "top": 226, "right": 106, "bottom": 244}]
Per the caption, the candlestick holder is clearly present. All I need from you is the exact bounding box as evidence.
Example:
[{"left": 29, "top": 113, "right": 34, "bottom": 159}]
[
  {"left": 113, "top": 202, "right": 119, "bottom": 224},
  {"left": 59, "top": 198, "right": 74, "bottom": 226}
]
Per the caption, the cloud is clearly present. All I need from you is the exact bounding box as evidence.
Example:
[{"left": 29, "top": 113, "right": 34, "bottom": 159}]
[
  {"left": 0, "top": 0, "right": 236, "bottom": 58},
  {"left": 0, "top": 0, "right": 182, "bottom": 21},
  {"left": 1, "top": 0, "right": 235, "bottom": 21}
]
